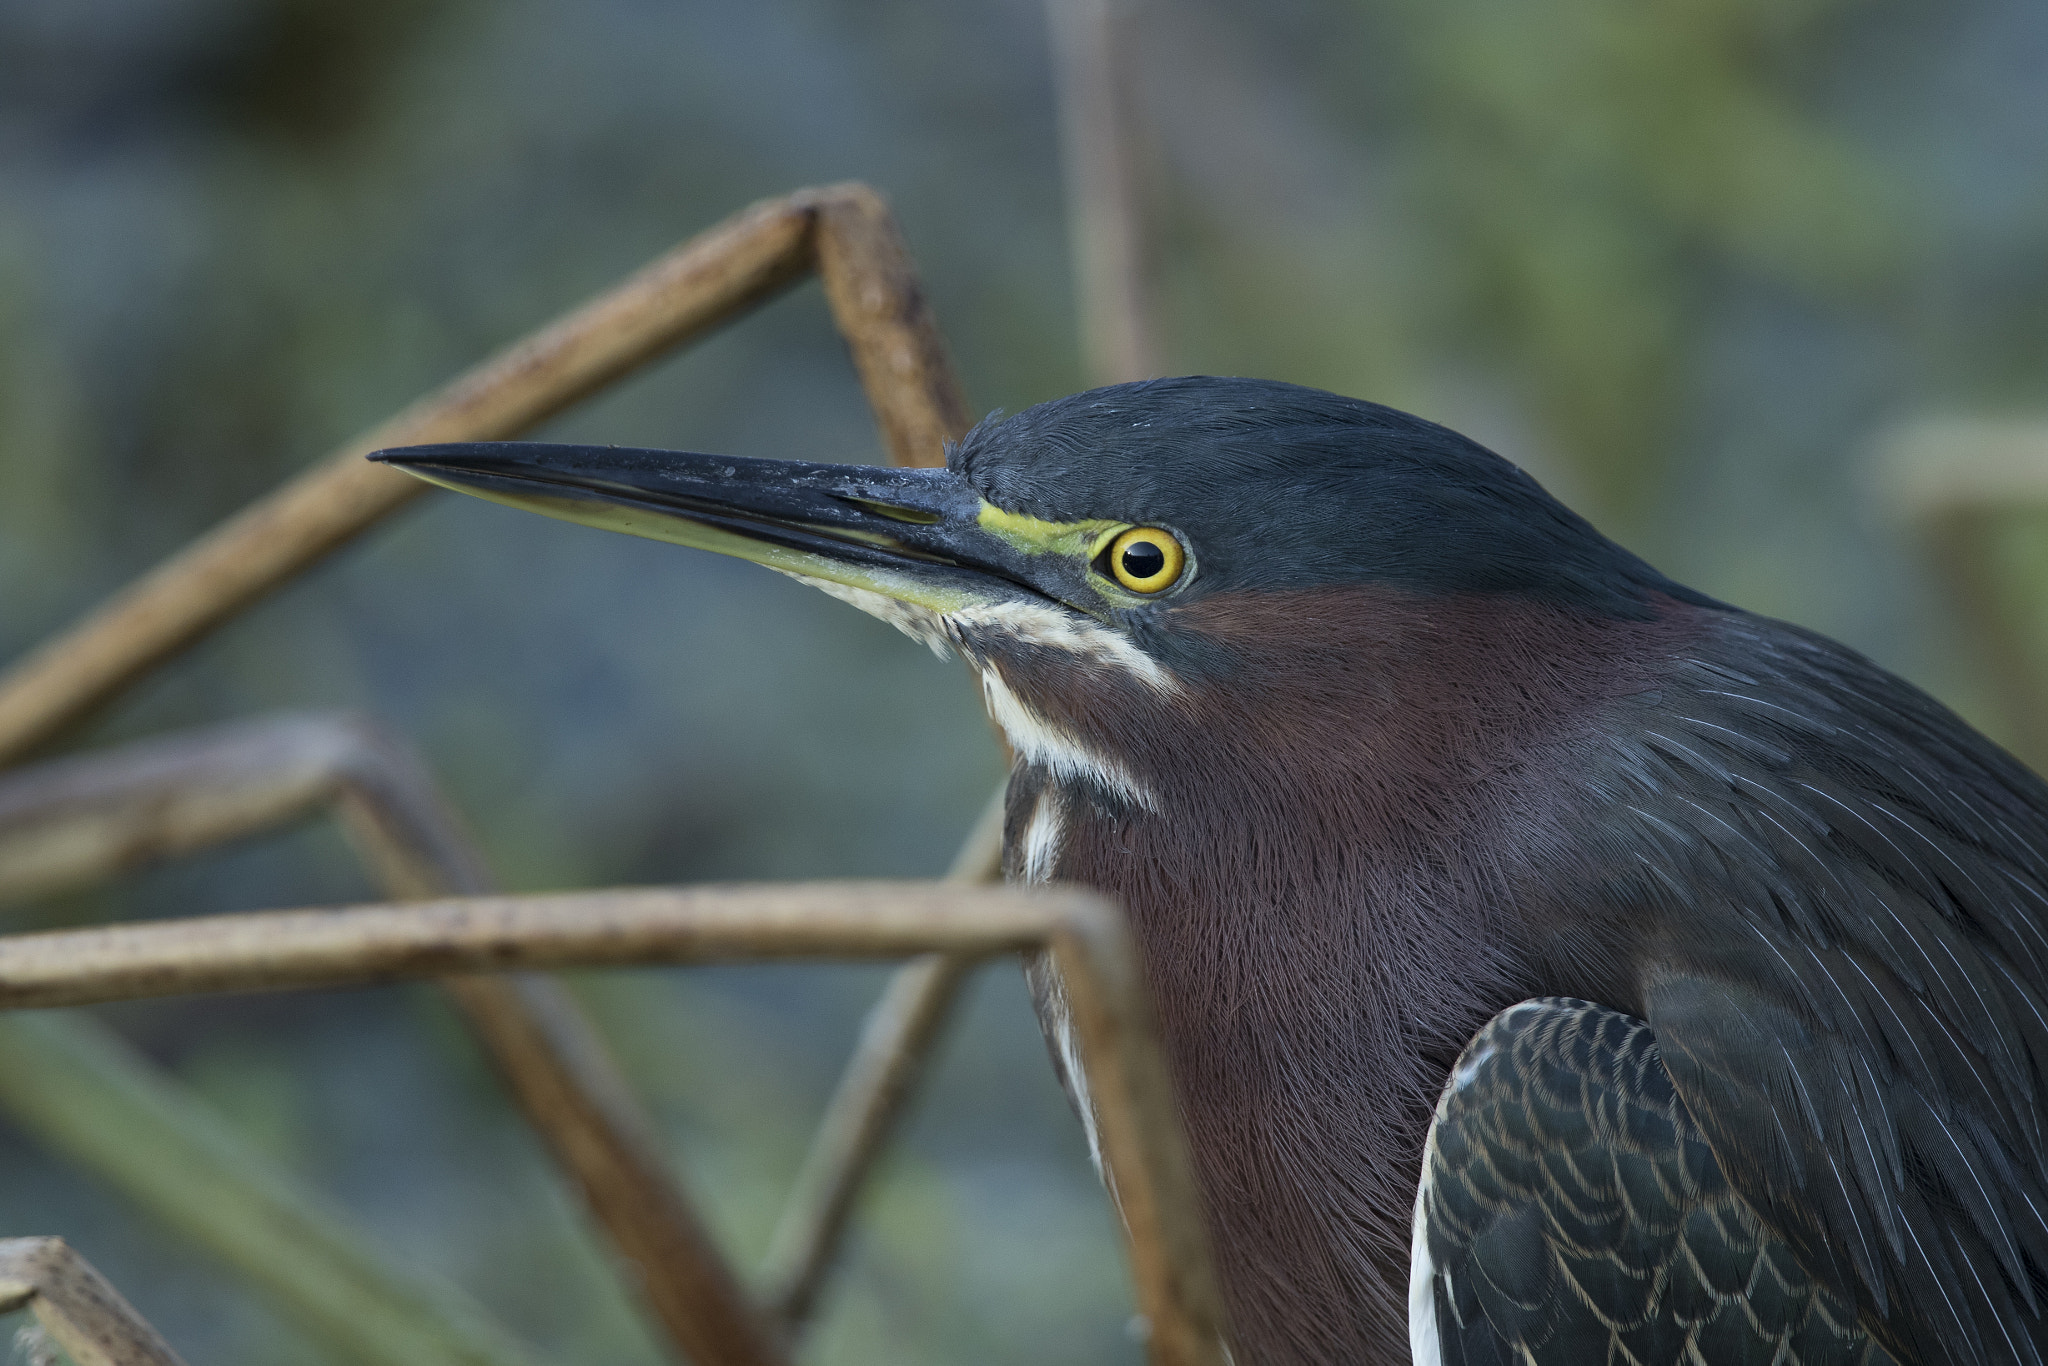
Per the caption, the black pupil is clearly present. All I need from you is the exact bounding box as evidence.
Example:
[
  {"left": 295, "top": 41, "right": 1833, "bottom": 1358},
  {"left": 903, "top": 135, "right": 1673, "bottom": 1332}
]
[{"left": 1121, "top": 540, "right": 1167, "bottom": 581}]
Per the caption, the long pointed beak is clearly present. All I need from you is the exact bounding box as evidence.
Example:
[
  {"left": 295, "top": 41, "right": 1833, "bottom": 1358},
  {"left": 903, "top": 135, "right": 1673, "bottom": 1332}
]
[{"left": 368, "top": 442, "right": 1078, "bottom": 614}]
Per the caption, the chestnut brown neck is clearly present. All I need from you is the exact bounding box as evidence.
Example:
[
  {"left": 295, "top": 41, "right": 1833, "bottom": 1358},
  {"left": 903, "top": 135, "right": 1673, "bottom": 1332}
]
[{"left": 997, "top": 584, "right": 1707, "bottom": 1365}]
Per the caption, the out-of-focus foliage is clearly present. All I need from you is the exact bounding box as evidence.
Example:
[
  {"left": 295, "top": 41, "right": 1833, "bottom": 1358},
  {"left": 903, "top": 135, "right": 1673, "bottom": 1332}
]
[
  {"left": 1388, "top": 0, "right": 1899, "bottom": 521},
  {"left": 0, "top": 0, "right": 2045, "bottom": 1363}
]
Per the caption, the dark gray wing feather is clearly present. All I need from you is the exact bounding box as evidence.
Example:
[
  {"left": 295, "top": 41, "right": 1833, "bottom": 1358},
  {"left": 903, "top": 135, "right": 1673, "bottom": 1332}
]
[
  {"left": 1561, "top": 614, "right": 2048, "bottom": 1362},
  {"left": 1413, "top": 998, "right": 1896, "bottom": 1366}
]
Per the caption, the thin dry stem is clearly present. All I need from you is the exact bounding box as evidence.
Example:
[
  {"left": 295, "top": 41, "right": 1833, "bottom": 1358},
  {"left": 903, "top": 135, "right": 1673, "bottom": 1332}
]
[
  {"left": 811, "top": 184, "right": 976, "bottom": 465},
  {"left": 0, "top": 714, "right": 361, "bottom": 906},
  {"left": 0, "top": 1013, "right": 546, "bottom": 1366},
  {"left": 0, "top": 193, "right": 810, "bottom": 768},
  {"left": 760, "top": 951, "right": 976, "bottom": 1326},
  {"left": 0, "top": 884, "right": 1226, "bottom": 1365},
  {"left": 0, "top": 713, "right": 792, "bottom": 1366},
  {"left": 442, "top": 974, "right": 790, "bottom": 1366},
  {"left": 325, "top": 722, "right": 791, "bottom": 1366},
  {"left": 0, "top": 182, "right": 969, "bottom": 768},
  {"left": 0, "top": 884, "right": 1054, "bottom": 1011},
  {"left": 1873, "top": 417, "right": 2048, "bottom": 769},
  {"left": 0, "top": 1238, "right": 189, "bottom": 1366},
  {"left": 760, "top": 781, "right": 1007, "bottom": 1327},
  {"left": 1047, "top": 0, "right": 1162, "bottom": 384}
]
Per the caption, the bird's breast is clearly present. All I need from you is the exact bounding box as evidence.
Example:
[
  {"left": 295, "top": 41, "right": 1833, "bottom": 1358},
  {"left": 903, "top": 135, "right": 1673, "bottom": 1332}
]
[{"left": 976, "top": 589, "right": 1718, "bottom": 1364}]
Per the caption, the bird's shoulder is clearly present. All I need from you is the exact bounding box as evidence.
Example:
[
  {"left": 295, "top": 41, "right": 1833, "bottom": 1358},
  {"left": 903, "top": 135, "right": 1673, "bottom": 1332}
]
[{"left": 1550, "top": 608, "right": 2048, "bottom": 1363}]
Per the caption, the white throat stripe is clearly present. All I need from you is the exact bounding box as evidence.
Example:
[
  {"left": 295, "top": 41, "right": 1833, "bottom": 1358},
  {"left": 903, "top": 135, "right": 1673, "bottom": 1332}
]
[
  {"left": 1019, "top": 788, "right": 1065, "bottom": 884},
  {"left": 949, "top": 601, "right": 1180, "bottom": 695},
  {"left": 774, "top": 572, "right": 1181, "bottom": 695},
  {"left": 982, "top": 671, "right": 1157, "bottom": 810}
]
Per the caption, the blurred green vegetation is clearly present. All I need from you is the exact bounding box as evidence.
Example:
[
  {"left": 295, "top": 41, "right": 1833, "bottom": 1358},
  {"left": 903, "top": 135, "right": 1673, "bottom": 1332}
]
[
  {"left": 1387, "top": 0, "right": 1900, "bottom": 521},
  {"left": 2, "top": 0, "right": 2046, "bottom": 1362}
]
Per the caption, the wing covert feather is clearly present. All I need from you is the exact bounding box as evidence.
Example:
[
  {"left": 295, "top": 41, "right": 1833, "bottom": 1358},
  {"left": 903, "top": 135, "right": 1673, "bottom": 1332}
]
[
  {"left": 1565, "top": 616, "right": 2048, "bottom": 1362},
  {"left": 1413, "top": 998, "right": 1894, "bottom": 1366}
]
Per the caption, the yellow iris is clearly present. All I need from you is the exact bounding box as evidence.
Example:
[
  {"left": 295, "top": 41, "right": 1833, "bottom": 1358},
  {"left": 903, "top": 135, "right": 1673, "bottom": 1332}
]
[{"left": 1106, "top": 526, "right": 1186, "bottom": 593}]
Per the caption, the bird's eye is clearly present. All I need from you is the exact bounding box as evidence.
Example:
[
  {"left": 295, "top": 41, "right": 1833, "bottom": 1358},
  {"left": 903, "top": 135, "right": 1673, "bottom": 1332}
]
[{"left": 1104, "top": 526, "right": 1186, "bottom": 594}]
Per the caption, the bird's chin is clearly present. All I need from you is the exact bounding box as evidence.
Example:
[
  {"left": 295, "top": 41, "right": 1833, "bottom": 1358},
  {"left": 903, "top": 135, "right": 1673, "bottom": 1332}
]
[
  {"left": 771, "top": 567, "right": 1161, "bottom": 692},
  {"left": 768, "top": 567, "right": 964, "bottom": 659},
  {"left": 944, "top": 598, "right": 1180, "bottom": 695},
  {"left": 767, "top": 569, "right": 1170, "bottom": 813}
]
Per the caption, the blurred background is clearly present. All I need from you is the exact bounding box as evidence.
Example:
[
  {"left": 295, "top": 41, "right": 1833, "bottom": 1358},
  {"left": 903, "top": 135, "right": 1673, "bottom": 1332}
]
[{"left": 1, "top": 0, "right": 2046, "bottom": 1361}]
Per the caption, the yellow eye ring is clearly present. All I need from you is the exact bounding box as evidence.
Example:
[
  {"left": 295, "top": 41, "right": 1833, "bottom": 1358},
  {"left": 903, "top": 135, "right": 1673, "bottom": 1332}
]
[{"left": 1105, "top": 526, "right": 1186, "bottom": 594}]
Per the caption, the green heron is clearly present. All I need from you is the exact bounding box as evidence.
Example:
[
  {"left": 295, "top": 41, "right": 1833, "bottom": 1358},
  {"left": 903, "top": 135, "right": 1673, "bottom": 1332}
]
[{"left": 375, "top": 378, "right": 2048, "bottom": 1365}]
